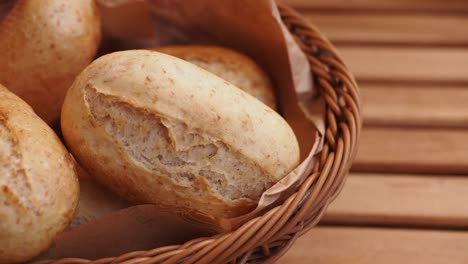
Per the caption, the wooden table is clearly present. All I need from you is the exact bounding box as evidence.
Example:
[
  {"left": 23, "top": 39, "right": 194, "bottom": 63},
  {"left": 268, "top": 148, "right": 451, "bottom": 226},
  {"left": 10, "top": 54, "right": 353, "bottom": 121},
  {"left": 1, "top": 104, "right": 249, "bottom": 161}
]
[{"left": 280, "top": 0, "right": 468, "bottom": 263}]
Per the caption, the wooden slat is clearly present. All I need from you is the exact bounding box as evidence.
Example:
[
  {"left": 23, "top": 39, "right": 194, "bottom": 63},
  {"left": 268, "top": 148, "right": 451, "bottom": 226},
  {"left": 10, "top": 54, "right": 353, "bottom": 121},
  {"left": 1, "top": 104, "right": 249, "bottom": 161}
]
[
  {"left": 339, "top": 47, "right": 468, "bottom": 82},
  {"left": 323, "top": 174, "right": 468, "bottom": 227},
  {"left": 281, "top": 227, "right": 468, "bottom": 264},
  {"left": 361, "top": 84, "right": 468, "bottom": 127},
  {"left": 284, "top": 0, "right": 468, "bottom": 13},
  {"left": 353, "top": 127, "right": 468, "bottom": 174},
  {"left": 304, "top": 13, "right": 468, "bottom": 45}
]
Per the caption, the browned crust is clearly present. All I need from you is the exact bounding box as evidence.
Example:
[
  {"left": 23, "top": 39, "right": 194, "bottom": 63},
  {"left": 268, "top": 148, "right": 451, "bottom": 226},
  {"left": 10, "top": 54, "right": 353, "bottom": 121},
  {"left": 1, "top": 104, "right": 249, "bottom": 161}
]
[
  {"left": 0, "top": 85, "right": 79, "bottom": 263},
  {"left": 0, "top": 0, "right": 101, "bottom": 124},
  {"left": 152, "top": 45, "right": 277, "bottom": 110}
]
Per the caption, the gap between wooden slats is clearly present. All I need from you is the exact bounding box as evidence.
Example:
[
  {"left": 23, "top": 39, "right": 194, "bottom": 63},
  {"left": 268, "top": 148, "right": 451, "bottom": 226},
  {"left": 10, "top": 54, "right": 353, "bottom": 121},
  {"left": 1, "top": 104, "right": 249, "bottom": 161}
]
[
  {"left": 281, "top": 226, "right": 468, "bottom": 264},
  {"left": 303, "top": 13, "right": 468, "bottom": 46},
  {"left": 283, "top": 0, "right": 468, "bottom": 13},
  {"left": 353, "top": 127, "right": 468, "bottom": 174},
  {"left": 322, "top": 173, "right": 468, "bottom": 228}
]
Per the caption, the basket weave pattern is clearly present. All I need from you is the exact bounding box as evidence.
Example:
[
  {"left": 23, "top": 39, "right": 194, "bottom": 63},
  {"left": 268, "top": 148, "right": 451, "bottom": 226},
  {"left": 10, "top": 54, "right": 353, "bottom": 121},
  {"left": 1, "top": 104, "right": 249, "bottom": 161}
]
[{"left": 39, "top": 5, "right": 361, "bottom": 264}]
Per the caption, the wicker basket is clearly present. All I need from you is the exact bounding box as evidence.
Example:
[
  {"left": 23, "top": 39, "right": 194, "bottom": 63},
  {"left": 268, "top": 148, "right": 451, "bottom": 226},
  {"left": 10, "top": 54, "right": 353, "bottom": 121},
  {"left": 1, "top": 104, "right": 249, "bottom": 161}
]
[{"left": 39, "top": 4, "right": 361, "bottom": 264}]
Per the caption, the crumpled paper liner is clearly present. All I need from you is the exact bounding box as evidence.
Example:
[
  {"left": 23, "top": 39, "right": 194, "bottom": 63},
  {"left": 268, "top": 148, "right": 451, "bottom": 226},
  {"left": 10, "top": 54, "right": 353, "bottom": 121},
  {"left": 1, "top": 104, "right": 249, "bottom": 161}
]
[
  {"left": 33, "top": 0, "right": 326, "bottom": 261},
  {"left": 68, "top": 165, "right": 132, "bottom": 229}
]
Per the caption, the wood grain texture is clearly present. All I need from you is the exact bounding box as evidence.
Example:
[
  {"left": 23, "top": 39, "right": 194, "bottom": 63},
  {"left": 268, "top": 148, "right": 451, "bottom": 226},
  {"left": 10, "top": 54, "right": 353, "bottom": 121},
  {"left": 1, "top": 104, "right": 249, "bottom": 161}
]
[
  {"left": 339, "top": 47, "right": 468, "bottom": 82},
  {"left": 283, "top": 0, "right": 468, "bottom": 12},
  {"left": 323, "top": 174, "right": 468, "bottom": 227},
  {"left": 304, "top": 13, "right": 468, "bottom": 45},
  {"left": 361, "top": 84, "right": 468, "bottom": 127},
  {"left": 353, "top": 127, "right": 468, "bottom": 174},
  {"left": 281, "top": 227, "right": 468, "bottom": 264},
  {"left": 279, "top": 3, "right": 468, "bottom": 264}
]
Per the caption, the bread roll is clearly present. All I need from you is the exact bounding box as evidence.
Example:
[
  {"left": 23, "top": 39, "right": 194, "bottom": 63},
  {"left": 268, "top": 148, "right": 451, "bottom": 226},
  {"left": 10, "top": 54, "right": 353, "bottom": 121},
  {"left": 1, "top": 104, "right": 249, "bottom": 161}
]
[
  {"left": 0, "top": 0, "right": 101, "bottom": 124},
  {"left": 154, "top": 45, "right": 277, "bottom": 109},
  {"left": 61, "top": 50, "right": 299, "bottom": 220},
  {"left": 0, "top": 85, "right": 79, "bottom": 264}
]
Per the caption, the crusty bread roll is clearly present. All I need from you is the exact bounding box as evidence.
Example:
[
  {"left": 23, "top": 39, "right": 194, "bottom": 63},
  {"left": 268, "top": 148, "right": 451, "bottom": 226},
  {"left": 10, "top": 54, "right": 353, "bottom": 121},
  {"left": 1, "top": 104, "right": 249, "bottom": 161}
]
[
  {"left": 0, "top": 0, "right": 101, "bottom": 124},
  {"left": 153, "top": 45, "right": 277, "bottom": 109},
  {"left": 0, "top": 84, "right": 79, "bottom": 264},
  {"left": 61, "top": 50, "right": 299, "bottom": 220}
]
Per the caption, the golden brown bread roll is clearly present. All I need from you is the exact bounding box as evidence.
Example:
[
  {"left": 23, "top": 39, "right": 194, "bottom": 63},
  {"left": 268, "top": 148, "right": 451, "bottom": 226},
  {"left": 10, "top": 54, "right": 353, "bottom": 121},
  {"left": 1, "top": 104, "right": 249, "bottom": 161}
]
[
  {"left": 0, "top": 84, "right": 79, "bottom": 264},
  {"left": 153, "top": 45, "right": 277, "bottom": 109},
  {"left": 0, "top": 0, "right": 101, "bottom": 124},
  {"left": 61, "top": 50, "right": 299, "bottom": 220}
]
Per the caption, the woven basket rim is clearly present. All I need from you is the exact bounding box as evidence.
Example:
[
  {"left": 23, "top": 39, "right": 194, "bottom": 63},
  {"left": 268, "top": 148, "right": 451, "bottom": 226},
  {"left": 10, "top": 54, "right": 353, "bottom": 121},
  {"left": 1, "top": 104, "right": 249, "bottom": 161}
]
[{"left": 37, "top": 4, "right": 361, "bottom": 264}]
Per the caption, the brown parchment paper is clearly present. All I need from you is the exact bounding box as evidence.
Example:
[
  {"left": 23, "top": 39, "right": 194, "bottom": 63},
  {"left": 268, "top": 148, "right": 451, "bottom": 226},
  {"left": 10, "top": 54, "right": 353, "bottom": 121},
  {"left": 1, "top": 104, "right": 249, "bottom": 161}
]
[
  {"left": 68, "top": 166, "right": 132, "bottom": 229},
  {"left": 34, "top": 0, "right": 326, "bottom": 260}
]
